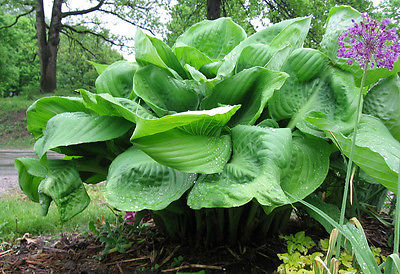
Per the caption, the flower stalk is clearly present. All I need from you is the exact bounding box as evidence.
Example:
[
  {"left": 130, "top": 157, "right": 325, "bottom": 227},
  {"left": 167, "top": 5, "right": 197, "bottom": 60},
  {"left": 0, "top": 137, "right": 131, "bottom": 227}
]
[
  {"left": 335, "top": 61, "right": 368, "bottom": 257},
  {"left": 394, "top": 160, "right": 400, "bottom": 255},
  {"left": 335, "top": 12, "right": 400, "bottom": 258}
]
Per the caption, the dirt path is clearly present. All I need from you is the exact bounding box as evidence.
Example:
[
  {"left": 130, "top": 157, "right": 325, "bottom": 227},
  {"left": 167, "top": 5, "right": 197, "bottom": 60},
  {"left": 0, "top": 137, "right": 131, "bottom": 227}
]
[{"left": 0, "top": 150, "right": 61, "bottom": 196}]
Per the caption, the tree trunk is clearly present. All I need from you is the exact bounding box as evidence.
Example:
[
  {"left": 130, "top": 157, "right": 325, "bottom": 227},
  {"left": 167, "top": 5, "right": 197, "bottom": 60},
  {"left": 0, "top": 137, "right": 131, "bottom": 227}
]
[
  {"left": 36, "top": 0, "right": 63, "bottom": 93},
  {"left": 207, "top": 0, "right": 221, "bottom": 20}
]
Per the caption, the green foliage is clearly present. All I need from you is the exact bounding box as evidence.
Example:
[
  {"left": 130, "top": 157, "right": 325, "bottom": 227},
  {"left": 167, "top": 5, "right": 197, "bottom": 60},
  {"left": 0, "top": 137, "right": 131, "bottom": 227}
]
[
  {"left": 0, "top": 9, "right": 123, "bottom": 98},
  {"left": 56, "top": 29, "right": 123, "bottom": 95},
  {"left": 280, "top": 231, "right": 316, "bottom": 255},
  {"left": 164, "top": 0, "right": 263, "bottom": 45},
  {"left": 0, "top": 12, "right": 39, "bottom": 97},
  {"left": 165, "top": 0, "right": 372, "bottom": 48},
  {"left": 277, "top": 231, "right": 387, "bottom": 273},
  {"left": 89, "top": 216, "right": 133, "bottom": 256},
  {"left": 14, "top": 7, "right": 400, "bottom": 248}
]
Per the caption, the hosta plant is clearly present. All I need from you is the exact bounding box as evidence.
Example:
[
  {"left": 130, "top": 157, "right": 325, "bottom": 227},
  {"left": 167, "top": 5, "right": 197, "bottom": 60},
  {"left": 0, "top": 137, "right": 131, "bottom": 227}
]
[{"left": 16, "top": 6, "right": 400, "bottom": 245}]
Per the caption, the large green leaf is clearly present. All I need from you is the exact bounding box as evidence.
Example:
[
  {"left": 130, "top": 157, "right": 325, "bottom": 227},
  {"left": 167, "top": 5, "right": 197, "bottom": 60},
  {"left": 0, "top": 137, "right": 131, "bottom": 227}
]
[
  {"left": 131, "top": 106, "right": 240, "bottom": 174},
  {"left": 188, "top": 125, "right": 292, "bottom": 209},
  {"left": 268, "top": 48, "right": 358, "bottom": 137},
  {"left": 104, "top": 147, "right": 196, "bottom": 211},
  {"left": 201, "top": 67, "right": 288, "bottom": 125},
  {"left": 80, "top": 89, "right": 154, "bottom": 122},
  {"left": 234, "top": 43, "right": 291, "bottom": 73},
  {"left": 173, "top": 45, "right": 214, "bottom": 70},
  {"left": 133, "top": 65, "right": 199, "bottom": 116},
  {"left": 37, "top": 160, "right": 90, "bottom": 222},
  {"left": 88, "top": 61, "right": 108, "bottom": 75},
  {"left": 131, "top": 105, "right": 240, "bottom": 139},
  {"left": 309, "top": 114, "right": 400, "bottom": 193},
  {"left": 34, "top": 112, "right": 133, "bottom": 159},
  {"left": 175, "top": 17, "right": 246, "bottom": 60},
  {"left": 15, "top": 157, "right": 47, "bottom": 202},
  {"left": 135, "top": 29, "right": 187, "bottom": 78},
  {"left": 320, "top": 6, "right": 400, "bottom": 87},
  {"left": 188, "top": 126, "right": 330, "bottom": 209},
  {"left": 27, "top": 96, "right": 88, "bottom": 138},
  {"left": 95, "top": 61, "right": 138, "bottom": 98},
  {"left": 235, "top": 44, "right": 274, "bottom": 73},
  {"left": 363, "top": 75, "right": 400, "bottom": 141},
  {"left": 279, "top": 132, "right": 331, "bottom": 201},
  {"left": 133, "top": 129, "right": 231, "bottom": 174},
  {"left": 218, "top": 17, "right": 311, "bottom": 76},
  {"left": 264, "top": 132, "right": 332, "bottom": 214}
]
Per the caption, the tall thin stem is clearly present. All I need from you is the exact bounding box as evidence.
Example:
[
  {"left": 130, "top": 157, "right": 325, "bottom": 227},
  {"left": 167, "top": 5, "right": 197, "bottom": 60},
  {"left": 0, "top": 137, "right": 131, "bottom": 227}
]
[
  {"left": 394, "top": 160, "right": 400, "bottom": 255},
  {"left": 335, "top": 62, "right": 369, "bottom": 257}
]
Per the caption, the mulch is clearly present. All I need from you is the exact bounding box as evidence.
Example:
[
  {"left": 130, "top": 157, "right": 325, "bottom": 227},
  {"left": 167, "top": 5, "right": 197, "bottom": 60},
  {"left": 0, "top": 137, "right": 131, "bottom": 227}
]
[
  {"left": 0, "top": 227, "right": 285, "bottom": 273},
  {"left": 0, "top": 214, "right": 394, "bottom": 273}
]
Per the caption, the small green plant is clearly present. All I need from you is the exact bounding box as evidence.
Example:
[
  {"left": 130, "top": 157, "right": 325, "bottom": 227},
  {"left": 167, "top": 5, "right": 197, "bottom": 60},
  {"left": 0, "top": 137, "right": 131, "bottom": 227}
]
[
  {"left": 280, "top": 231, "right": 316, "bottom": 255},
  {"left": 277, "top": 231, "right": 322, "bottom": 273},
  {"left": 89, "top": 215, "right": 134, "bottom": 256},
  {"left": 277, "top": 231, "right": 387, "bottom": 273},
  {"left": 171, "top": 255, "right": 184, "bottom": 267}
]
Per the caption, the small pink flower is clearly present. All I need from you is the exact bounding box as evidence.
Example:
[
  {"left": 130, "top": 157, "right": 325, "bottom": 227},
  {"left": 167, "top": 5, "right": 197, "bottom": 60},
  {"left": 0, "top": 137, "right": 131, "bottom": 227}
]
[{"left": 124, "top": 211, "right": 136, "bottom": 225}]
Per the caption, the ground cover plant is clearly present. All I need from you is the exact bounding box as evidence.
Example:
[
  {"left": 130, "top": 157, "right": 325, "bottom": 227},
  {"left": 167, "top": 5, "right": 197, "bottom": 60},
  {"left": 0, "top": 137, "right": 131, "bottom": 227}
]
[{"left": 14, "top": 5, "right": 400, "bottom": 268}]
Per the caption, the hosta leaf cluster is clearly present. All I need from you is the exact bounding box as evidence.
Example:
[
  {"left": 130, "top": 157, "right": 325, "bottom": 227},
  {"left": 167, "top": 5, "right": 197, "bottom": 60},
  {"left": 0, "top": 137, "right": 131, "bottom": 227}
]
[{"left": 16, "top": 7, "right": 400, "bottom": 238}]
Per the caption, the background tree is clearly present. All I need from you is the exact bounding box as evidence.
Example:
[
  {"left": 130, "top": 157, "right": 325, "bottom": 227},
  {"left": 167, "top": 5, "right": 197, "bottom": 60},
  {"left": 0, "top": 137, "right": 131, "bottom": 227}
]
[
  {"left": 57, "top": 26, "right": 123, "bottom": 94},
  {"left": 207, "top": 0, "right": 221, "bottom": 19},
  {"left": 0, "top": 0, "right": 162, "bottom": 93},
  {"left": 165, "top": 0, "right": 373, "bottom": 48},
  {"left": 264, "top": 0, "right": 372, "bottom": 47},
  {"left": 381, "top": 0, "right": 400, "bottom": 26},
  {"left": 0, "top": 6, "right": 123, "bottom": 97},
  {"left": 0, "top": 11, "right": 39, "bottom": 97},
  {"left": 165, "top": 0, "right": 264, "bottom": 45}
]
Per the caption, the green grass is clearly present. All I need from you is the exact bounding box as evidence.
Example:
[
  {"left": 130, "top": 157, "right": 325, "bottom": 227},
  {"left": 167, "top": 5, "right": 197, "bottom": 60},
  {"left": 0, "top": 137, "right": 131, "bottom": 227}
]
[
  {"left": 0, "top": 96, "right": 38, "bottom": 148},
  {"left": 0, "top": 93, "right": 79, "bottom": 149},
  {"left": 0, "top": 96, "right": 37, "bottom": 115},
  {"left": 0, "top": 185, "right": 117, "bottom": 244}
]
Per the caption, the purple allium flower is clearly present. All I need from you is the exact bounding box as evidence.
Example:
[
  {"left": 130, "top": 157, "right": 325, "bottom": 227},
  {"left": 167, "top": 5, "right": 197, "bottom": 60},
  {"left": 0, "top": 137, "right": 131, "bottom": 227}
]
[{"left": 337, "top": 13, "right": 400, "bottom": 70}]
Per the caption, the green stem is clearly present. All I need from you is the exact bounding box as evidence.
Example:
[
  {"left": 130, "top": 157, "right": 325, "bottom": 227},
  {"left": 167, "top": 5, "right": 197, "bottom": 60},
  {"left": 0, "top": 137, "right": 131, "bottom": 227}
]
[
  {"left": 243, "top": 201, "right": 259, "bottom": 240},
  {"left": 195, "top": 211, "right": 203, "bottom": 247},
  {"left": 216, "top": 208, "right": 225, "bottom": 242},
  {"left": 228, "top": 207, "right": 243, "bottom": 245},
  {"left": 394, "top": 160, "right": 400, "bottom": 255},
  {"left": 335, "top": 62, "right": 368, "bottom": 258},
  {"left": 205, "top": 210, "right": 212, "bottom": 246}
]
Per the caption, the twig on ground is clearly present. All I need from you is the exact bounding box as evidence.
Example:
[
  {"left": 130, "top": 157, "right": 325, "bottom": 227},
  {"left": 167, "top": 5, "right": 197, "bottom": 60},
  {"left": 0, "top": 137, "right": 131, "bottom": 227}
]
[
  {"left": 105, "top": 255, "right": 150, "bottom": 265},
  {"left": 26, "top": 260, "right": 46, "bottom": 266},
  {"left": 116, "top": 263, "right": 123, "bottom": 273},
  {"left": 0, "top": 250, "right": 14, "bottom": 258},
  {"left": 158, "top": 245, "right": 180, "bottom": 267},
  {"left": 161, "top": 264, "right": 224, "bottom": 272}
]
